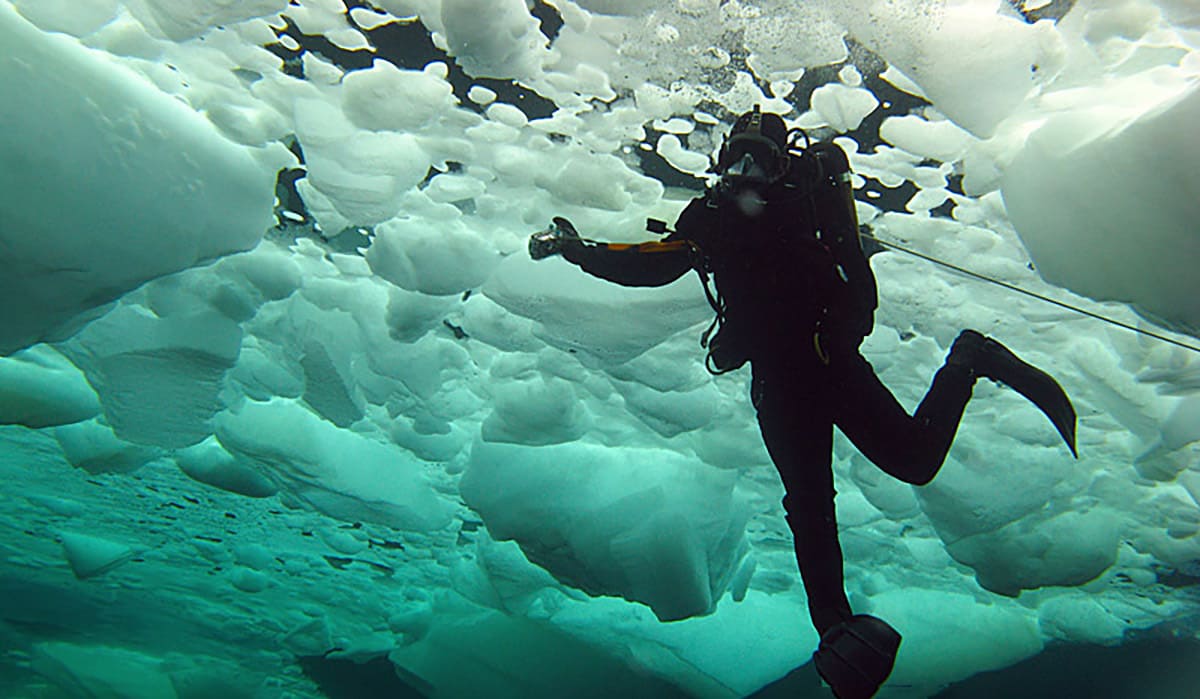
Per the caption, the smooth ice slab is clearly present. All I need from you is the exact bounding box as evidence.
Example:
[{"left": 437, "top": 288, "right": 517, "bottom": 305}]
[{"left": 0, "top": 4, "right": 277, "bottom": 355}]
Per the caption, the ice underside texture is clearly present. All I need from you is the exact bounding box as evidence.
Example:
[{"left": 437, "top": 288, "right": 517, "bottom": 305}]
[{"left": 1, "top": 0, "right": 1199, "bottom": 697}]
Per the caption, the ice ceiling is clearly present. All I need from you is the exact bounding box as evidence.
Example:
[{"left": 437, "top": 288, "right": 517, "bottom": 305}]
[{"left": 1, "top": 0, "right": 1199, "bottom": 697}]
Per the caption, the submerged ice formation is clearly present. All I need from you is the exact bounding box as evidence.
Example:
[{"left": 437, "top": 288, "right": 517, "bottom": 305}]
[
  {"left": 1, "top": 0, "right": 1199, "bottom": 697},
  {"left": 0, "top": 3, "right": 284, "bottom": 355},
  {"left": 1003, "top": 70, "right": 1200, "bottom": 334}
]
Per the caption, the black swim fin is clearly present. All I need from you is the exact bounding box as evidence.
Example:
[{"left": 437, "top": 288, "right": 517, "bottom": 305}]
[
  {"left": 952, "top": 330, "right": 1078, "bottom": 458},
  {"left": 813, "top": 615, "right": 901, "bottom": 699}
]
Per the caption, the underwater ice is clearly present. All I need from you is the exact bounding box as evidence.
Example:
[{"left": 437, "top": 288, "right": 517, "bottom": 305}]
[{"left": 1, "top": 0, "right": 1198, "bottom": 697}]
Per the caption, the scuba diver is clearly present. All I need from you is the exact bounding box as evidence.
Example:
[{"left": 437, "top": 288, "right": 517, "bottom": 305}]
[{"left": 528, "top": 107, "right": 1077, "bottom": 699}]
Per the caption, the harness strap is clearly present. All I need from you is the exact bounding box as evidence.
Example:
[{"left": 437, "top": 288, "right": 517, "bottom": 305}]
[
  {"left": 813, "top": 331, "right": 830, "bottom": 366},
  {"left": 692, "top": 252, "right": 746, "bottom": 375},
  {"left": 638, "top": 218, "right": 735, "bottom": 372},
  {"left": 696, "top": 266, "right": 723, "bottom": 346}
]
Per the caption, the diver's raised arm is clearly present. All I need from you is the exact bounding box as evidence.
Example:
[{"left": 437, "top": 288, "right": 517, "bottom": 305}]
[{"left": 528, "top": 216, "right": 697, "bottom": 288}]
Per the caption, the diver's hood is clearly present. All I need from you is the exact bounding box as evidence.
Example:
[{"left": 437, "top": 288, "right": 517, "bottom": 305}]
[{"left": 716, "top": 107, "right": 789, "bottom": 187}]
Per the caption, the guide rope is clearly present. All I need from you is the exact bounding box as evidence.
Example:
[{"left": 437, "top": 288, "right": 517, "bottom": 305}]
[{"left": 861, "top": 233, "right": 1200, "bottom": 355}]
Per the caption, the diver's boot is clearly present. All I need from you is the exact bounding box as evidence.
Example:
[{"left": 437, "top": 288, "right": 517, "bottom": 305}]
[
  {"left": 950, "top": 330, "right": 1078, "bottom": 457},
  {"left": 813, "top": 615, "right": 901, "bottom": 699}
]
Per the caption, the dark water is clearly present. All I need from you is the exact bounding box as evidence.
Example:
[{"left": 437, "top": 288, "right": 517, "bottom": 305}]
[{"left": 750, "top": 636, "right": 1200, "bottom": 698}]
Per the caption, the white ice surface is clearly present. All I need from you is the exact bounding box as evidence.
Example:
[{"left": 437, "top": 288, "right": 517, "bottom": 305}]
[
  {"left": 1002, "top": 70, "right": 1200, "bottom": 336},
  {"left": 0, "top": 3, "right": 279, "bottom": 355}
]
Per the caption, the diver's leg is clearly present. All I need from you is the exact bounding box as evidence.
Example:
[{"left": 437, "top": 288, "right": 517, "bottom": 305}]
[
  {"left": 755, "top": 380, "right": 851, "bottom": 635},
  {"left": 831, "top": 347, "right": 976, "bottom": 486},
  {"left": 834, "top": 331, "right": 1076, "bottom": 486},
  {"left": 759, "top": 370, "right": 904, "bottom": 697}
]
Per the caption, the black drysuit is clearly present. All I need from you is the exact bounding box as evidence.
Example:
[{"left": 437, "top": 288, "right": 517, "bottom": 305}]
[{"left": 561, "top": 143, "right": 978, "bottom": 635}]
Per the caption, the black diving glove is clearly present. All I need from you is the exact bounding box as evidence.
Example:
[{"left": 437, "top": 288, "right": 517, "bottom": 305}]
[{"left": 529, "top": 217, "right": 582, "bottom": 260}]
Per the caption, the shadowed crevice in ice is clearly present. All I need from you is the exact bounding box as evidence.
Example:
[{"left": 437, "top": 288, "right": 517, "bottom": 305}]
[{"left": 299, "top": 655, "right": 428, "bottom": 699}]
